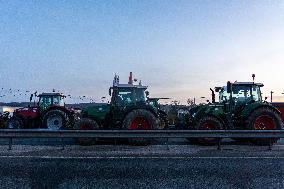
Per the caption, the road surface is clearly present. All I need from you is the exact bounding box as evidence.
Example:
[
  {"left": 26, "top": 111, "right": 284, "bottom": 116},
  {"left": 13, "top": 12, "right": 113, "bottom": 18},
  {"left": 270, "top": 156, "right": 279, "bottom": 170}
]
[{"left": 0, "top": 139, "right": 284, "bottom": 189}]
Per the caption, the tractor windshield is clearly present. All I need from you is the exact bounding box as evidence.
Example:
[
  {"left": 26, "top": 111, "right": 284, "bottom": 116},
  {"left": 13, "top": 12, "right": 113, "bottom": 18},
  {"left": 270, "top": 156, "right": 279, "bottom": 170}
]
[
  {"left": 134, "top": 88, "right": 146, "bottom": 102},
  {"left": 232, "top": 85, "right": 261, "bottom": 103},
  {"left": 39, "top": 95, "right": 64, "bottom": 111},
  {"left": 116, "top": 90, "right": 133, "bottom": 104},
  {"left": 218, "top": 85, "right": 261, "bottom": 103},
  {"left": 53, "top": 95, "right": 65, "bottom": 106},
  {"left": 39, "top": 96, "right": 52, "bottom": 111},
  {"left": 113, "top": 87, "right": 146, "bottom": 105},
  {"left": 219, "top": 87, "right": 229, "bottom": 102}
]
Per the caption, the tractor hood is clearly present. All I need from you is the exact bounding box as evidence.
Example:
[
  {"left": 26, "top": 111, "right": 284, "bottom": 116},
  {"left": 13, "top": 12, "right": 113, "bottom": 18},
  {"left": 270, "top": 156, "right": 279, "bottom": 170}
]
[
  {"left": 81, "top": 104, "right": 110, "bottom": 120},
  {"left": 189, "top": 103, "right": 225, "bottom": 122}
]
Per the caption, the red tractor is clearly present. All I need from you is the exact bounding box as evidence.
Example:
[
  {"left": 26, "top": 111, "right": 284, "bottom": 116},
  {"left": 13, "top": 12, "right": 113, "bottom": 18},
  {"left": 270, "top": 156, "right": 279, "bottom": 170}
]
[{"left": 6, "top": 93, "right": 76, "bottom": 130}]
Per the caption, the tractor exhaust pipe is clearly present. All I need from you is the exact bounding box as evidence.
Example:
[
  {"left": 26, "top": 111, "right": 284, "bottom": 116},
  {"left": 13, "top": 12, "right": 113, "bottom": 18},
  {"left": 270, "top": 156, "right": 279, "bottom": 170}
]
[
  {"left": 128, "top": 72, "right": 133, "bottom": 85},
  {"left": 210, "top": 88, "right": 215, "bottom": 103}
]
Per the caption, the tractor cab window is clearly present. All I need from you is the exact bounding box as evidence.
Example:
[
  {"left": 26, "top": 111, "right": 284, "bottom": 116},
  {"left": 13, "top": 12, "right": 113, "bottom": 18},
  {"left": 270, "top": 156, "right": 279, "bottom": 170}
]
[
  {"left": 134, "top": 88, "right": 146, "bottom": 102},
  {"left": 231, "top": 85, "right": 261, "bottom": 103},
  {"left": 53, "top": 96, "right": 64, "bottom": 106},
  {"left": 219, "top": 85, "right": 262, "bottom": 103},
  {"left": 115, "top": 89, "right": 133, "bottom": 105},
  {"left": 232, "top": 85, "right": 251, "bottom": 103},
  {"left": 251, "top": 86, "right": 261, "bottom": 101},
  {"left": 39, "top": 96, "right": 52, "bottom": 110},
  {"left": 219, "top": 87, "right": 229, "bottom": 102}
]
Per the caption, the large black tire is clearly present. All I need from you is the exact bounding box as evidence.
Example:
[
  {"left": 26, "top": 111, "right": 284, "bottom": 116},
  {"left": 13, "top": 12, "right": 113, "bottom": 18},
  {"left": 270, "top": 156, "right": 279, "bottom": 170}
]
[
  {"left": 42, "top": 109, "right": 68, "bottom": 130},
  {"left": 6, "top": 116, "right": 24, "bottom": 129},
  {"left": 122, "top": 109, "right": 159, "bottom": 145},
  {"left": 158, "top": 110, "right": 169, "bottom": 130},
  {"left": 187, "top": 115, "right": 223, "bottom": 145},
  {"left": 245, "top": 107, "right": 283, "bottom": 146},
  {"left": 74, "top": 118, "right": 100, "bottom": 145}
]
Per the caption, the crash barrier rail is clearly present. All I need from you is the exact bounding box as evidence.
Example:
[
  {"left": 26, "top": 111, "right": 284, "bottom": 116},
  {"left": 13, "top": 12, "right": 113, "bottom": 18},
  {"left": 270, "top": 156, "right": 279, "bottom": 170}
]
[{"left": 1, "top": 129, "right": 283, "bottom": 150}]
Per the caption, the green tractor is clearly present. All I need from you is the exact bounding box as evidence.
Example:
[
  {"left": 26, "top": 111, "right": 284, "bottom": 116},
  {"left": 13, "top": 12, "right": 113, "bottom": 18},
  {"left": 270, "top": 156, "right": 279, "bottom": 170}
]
[
  {"left": 187, "top": 79, "right": 283, "bottom": 145},
  {"left": 75, "top": 72, "right": 167, "bottom": 144}
]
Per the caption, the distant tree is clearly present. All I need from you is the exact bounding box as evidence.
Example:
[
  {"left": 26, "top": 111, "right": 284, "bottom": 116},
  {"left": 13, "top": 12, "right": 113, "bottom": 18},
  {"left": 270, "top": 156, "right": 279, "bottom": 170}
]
[
  {"left": 187, "top": 98, "right": 196, "bottom": 107},
  {"left": 171, "top": 100, "right": 180, "bottom": 106}
]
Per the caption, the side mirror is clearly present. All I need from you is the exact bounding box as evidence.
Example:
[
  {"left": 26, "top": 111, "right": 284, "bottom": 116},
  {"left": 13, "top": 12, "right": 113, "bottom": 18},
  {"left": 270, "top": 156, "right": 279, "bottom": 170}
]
[
  {"left": 265, "top": 97, "right": 268, "bottom": 101},
  {"left": 145, "top": 91, "right": 149, "bottom": 98},
  {"left": 215, "top": 87, "right": 221, "bottom": 92},
  {"left": 30, "top": 94, "right": 33, "bottom": 102},
  {"left": 109, "top": 88, "right": 112, "bottom": 96},
  {"left": 227, "top": 81, "right": 232, "bottom": 93}
]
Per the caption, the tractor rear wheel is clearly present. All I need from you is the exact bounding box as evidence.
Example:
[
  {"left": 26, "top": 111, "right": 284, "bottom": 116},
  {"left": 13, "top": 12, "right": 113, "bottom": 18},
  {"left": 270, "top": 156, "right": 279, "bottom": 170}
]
[
  {"left": 74, "top": 118, "right": 100, "bottom": 145},
  {"left": 188, "top": 115, "right": 223, "bottom": 145},
  {"left": 122, "top": 109, "right": 159, "bottom": 145},
  {"left": 6, "top": 117, "right": 24, "bottom": 129},
  {"left": 42, "top": 109, "right": 68, "bottom": 130},
  {"left": 246, "top": 107, "right": 282, "bottom": 146}
]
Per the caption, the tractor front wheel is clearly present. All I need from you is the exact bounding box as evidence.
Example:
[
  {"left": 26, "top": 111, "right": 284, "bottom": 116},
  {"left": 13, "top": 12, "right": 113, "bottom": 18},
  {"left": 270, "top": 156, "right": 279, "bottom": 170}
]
[
  {"left": 122, "top": 109, "right": 159, "bottom": 145},
  {"left": 246, "top": 107, "right": 282, "bottom": 146},
  {"left": 42, "top": 110, "right": 68, "bottom": 130},
  {"left": 74, "top": 118, "right": 100, "bottom": 145},
  {"left": 6, "top": 117, "right": 24, "bottom": 129},
  {"left": 189, "top": 116, "right": 223, "bottom": 145}
]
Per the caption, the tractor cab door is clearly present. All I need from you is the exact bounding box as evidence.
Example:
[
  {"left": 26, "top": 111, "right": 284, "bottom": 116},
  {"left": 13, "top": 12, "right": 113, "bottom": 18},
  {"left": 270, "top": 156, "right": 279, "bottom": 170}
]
[
  {"left": 111, "top": 88, "right": 135, "bottom": 121},
  {"left": 38, "top": 96, "right": 53, "bottom": 113},
  {"left": 232, "top": 85, "right": 256, "bottom": 111}
]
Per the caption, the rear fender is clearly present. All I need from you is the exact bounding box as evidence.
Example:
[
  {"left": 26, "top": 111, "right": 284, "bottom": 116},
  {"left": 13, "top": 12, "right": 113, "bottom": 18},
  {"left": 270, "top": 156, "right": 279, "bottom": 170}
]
[
  {"left": 44, "top": 106, "right": 74, "bottom": 116},
  {"left": 123, "top": 107, "right": 159, "bottom": 121},
  {"left": 241, "top": 103, "right": 280, "bottom": 120}
]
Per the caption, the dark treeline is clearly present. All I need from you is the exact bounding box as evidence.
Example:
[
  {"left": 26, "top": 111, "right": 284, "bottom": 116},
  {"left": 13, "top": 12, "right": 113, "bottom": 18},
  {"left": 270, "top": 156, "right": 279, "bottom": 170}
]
[{"left": 0, "top": 102, "right": 106, "bottom": 109}]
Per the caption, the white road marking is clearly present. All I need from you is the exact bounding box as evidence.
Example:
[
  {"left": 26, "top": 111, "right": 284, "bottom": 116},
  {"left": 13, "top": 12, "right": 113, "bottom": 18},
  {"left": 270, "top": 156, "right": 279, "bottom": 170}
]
[{"left": 0, "top": 155, "right": 283, "bottom": 159}]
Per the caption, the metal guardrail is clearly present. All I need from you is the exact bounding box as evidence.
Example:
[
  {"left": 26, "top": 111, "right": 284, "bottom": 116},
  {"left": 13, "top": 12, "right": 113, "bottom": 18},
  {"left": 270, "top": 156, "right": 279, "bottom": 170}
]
[
  {"left": 0, "top": 129, "right": 284, "bottom": 138},
  {"left": 1, "top": 129, "right": 283, "bottom": 150}
]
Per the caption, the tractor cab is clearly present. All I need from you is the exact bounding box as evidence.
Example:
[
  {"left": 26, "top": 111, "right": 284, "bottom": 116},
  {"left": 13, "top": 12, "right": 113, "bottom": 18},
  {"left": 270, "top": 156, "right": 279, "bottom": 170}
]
[
  {"left": 109, "top": 72, "right": 147, "bottom": 107},
  {"left": 110, "top": 85, "right": 147, "bottom": 106},
  {"left": 108, "top": 73, "right": 149, "bottom": 122},
  {"left": 217, "top": 82, "right": 263, "bottom": 105},
  {"left": 147, "top": 98, "right": 170, "bottom": 110},
  {"left": 38, "top": 93, "right": 65, "bottom": 112}
]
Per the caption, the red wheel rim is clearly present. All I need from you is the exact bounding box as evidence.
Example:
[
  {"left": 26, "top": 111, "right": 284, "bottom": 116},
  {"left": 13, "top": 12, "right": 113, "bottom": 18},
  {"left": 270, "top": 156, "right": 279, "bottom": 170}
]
[
  {"left": 129, "top": 117, "right": 150, "bottom": 129},
  {"left": 254, "top": 115, "right": 276, "bottom": 130},
  {"left": 199, "top": 121, "right": 217, "bottom": 142},
  {"left": 200, "top": 122, "right": 216, "bottom": 130},
  {"left": 80, "top": 124, "right": 92, "bottom": 130},
  {"left": 79, "top": 124, "right": 93, "bottom": 141}
]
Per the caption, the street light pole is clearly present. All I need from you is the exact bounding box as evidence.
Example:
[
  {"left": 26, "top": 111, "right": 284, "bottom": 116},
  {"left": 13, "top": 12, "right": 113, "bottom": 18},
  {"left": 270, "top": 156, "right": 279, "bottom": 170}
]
[{"left": 270, "top": 91, "right": 274, "bottom": 103}]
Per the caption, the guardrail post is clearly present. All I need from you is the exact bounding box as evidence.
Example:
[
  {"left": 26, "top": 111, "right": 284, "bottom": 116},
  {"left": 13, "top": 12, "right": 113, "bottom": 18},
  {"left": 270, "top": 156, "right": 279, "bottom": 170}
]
[
  {"left": 217, "top": 139, "right": 221, "bottom": 150},
  {"left": 166, "top": 138, "right": 170, "bottom": 150},
  {"left": 60, "top": 132, "right": 65, "bottom": 150},
  {"left": 8, "top": 137, "right": 12, "bottom": 150},
  {"left": 268, "top": 138, "right": 272, "bottom": 150}
]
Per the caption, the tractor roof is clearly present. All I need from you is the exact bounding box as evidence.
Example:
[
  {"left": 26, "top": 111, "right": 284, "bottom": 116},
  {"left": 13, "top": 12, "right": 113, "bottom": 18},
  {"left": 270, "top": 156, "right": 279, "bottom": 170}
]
[
  {"left": 232, "top": 82, "right": 264, "bottom": 87},
  {"left": 111, "top": 84, "right": 147, "bottom": 89},
  {"left": 38, "top": 93, "right": 64, "bottom": 97},
  {"left": 148, "top": 98, "right": 170, "bottom": 100}
]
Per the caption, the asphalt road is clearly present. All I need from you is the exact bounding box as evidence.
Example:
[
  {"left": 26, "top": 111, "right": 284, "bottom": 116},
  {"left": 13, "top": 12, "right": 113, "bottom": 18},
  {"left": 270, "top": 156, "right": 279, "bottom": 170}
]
[{"left": 1, "top": 139, "right": 284, "bottom": 189}]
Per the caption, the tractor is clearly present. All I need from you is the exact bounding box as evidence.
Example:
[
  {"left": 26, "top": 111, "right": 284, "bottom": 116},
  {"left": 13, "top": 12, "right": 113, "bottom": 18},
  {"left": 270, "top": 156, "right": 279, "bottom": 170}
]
[
  {"left": 6, "top": 93, "right": 76, "bottom": 130},
  {"left": 0, "top": 111, "right": 10, "bottom": 129},
  {"left": 147, "top": 97, "right": 170, "bottom": 129},
  {"left": 187, "top": 79, "right": 283, "bottom": 145},
  {"left": 75, "top": 72, "right": 168, "bottom": 144}
]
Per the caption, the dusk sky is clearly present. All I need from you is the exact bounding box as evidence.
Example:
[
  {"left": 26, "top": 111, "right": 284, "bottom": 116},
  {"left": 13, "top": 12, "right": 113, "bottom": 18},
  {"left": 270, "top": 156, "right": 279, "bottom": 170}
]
[{"left": 1, "top": 0, "right": 284, "bottom": 104}]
